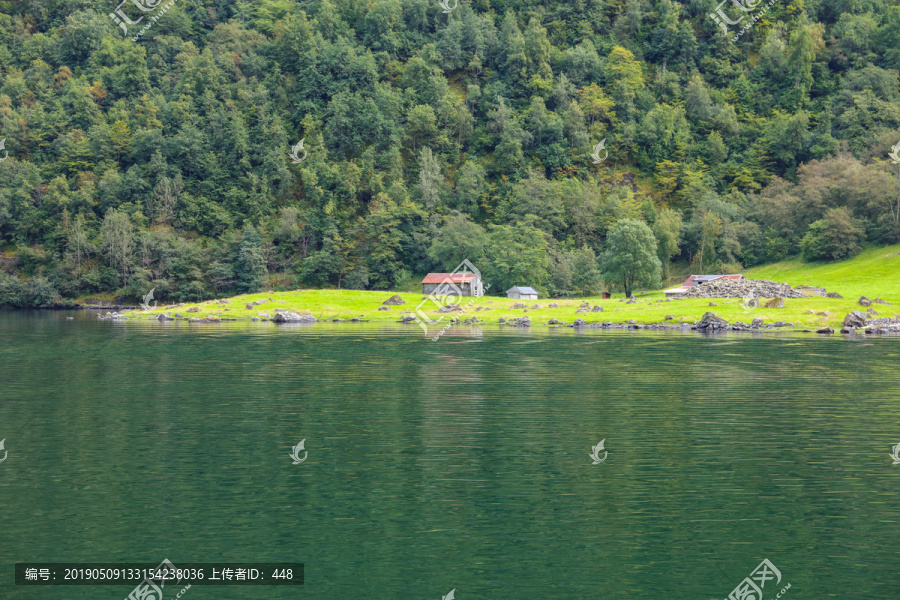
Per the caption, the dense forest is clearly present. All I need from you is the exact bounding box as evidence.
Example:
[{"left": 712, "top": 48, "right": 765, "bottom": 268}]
[{"left": 0, "top": 0, "right": 899, "bottom": 306}]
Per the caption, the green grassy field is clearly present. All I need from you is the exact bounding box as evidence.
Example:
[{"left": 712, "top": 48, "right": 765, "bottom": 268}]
[{"left": 132, "top": 244, "right": 900, "bottom": 330}]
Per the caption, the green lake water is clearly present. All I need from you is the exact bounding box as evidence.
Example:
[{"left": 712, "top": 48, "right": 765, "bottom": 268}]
[{"left": 1, "top": 310, "right": 899, "bottom": 599}]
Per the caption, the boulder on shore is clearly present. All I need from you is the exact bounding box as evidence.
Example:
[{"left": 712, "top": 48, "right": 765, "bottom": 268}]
[
  {"left": 817, "top": 326, "right": 834, "bottom": 334},
  {"left": 382, "top": 294, "right": 406, "bottom": 306},
  {"left": 573, "top": 318, "right": 587, "bottom": 327},
  {"left": 272, "top": 311, "right": 316, "bottom": 323},
  {"left": 843, "top": 311, "right": 867, "bottom": 328},
  {"left": 696, "top": 312, "right": 728, "bottom": 331}
]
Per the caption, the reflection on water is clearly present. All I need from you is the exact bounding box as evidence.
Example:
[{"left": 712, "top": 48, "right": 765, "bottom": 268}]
[{"left": 1, "top": 311, "right": 899, "bottom": 599}]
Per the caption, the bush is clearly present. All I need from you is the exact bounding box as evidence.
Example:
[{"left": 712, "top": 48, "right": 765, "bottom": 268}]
[
  {"left": 800, "top": 207, "right": 866, "bottom": 261},
  {"left": 0, "top": 273, "right": 61, "bottom": 307}
]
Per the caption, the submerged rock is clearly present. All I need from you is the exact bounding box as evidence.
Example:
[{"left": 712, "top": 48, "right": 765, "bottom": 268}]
[{"left": 272, "top": 311, "right": 316, "bottom": 323}]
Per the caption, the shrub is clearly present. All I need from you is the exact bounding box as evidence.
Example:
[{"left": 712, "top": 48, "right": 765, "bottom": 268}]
[{"left": 800, "top": 207, "right": 866, "bottom": 261}]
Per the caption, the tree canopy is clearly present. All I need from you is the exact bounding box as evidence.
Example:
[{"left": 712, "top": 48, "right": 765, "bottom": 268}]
[{"left": 0, "top": 0, "right": 898, "bottom": 304}]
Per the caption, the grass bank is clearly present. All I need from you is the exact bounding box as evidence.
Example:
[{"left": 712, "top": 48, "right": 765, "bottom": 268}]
[{"left": 132, "top": 244, "right": 900, "bottom": 330}]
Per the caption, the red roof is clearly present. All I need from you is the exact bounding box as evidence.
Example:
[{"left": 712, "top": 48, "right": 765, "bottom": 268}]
[{"left": 421, "top": 273, "right": 478, "bottom": 284}]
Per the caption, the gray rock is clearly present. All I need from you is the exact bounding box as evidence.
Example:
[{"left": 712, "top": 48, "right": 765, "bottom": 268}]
[
  {"left": 245, "top": 303, "right": 253, "bottom": 310},
  {"left": 681, "top": 278, "right": 806, "bottom": 299},
  {"left": 258, "top": 312, "right": 271, "bottom": 318},
  {"left": 382, "top": 294, "right": 406, "bottom": 306},
  {"left": 378, "top": 306, "right": 391, "bottom": 311},
  {"left": 187, "top": 306, "right": 200, "bottom": 313},
  {"left": 840, "top": 327, "right": 851, "bottom": 333},
  {"left": 709, "top": 302, "right": 717, "bottom": 306},
  {"left": 843, "top": 311, "right": 867, "bottom": 328},
  {"left": 512, "top": 303, "right": 526, "bottom": 309},
  {"left": 498, "top": 317, "right": 507, "bottom": 323},
  {"left": 251, "top": 316, "right": 259, "bottom": 321},
  {"left": 873, "top": 298, "right": 892, "bottom": 305},
  {"left": 817, "top": 326, "right": 834, "bottom": 334},
  {"left": 825, "top": 292, "right": 843, "bottom": 298},
  {"left": 697, "top": 312, "right": 729, "bottom": 330},
  {"left": 400, "top": 316, "right": 416, "bottom": 323},
  {"left": 573, "top": 318, "right": 587, "bottom": 327},
  {"left": 774, "top": 321, "right": 786, "bottom": 327},
  {"left": 547, "top": 318, "right": 559, "bottom": 325},
  {"left": 531, "top": 304, "right": 543, "bottom": 309},
  {"left": 664, "top": 314, "right": 674, "bottom": 320},
  {"left": 858, "top": 296, "right": 871, "bottom": 307},
  {"left": 549, "top": 303, "right": 559, "bottom": 308},
  {"left": 157, "top": 313, "right": 174, "bottom": 321},
  {"left": 272, "top": 311, "right": 316, "bottom": 323},
  {"left": 575, "top": 308, "right": 589, "bottom": 314},
  {"left": 764, "top": 297, "right": 785, "bottom": 308},
  {"left": 591, "top": 305, "right": 604, "bottom": 312}
]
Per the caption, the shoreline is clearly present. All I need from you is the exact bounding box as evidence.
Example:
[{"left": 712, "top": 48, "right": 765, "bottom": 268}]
[{"left": 82, "top": 309, "right": 900, "bottom": 336}]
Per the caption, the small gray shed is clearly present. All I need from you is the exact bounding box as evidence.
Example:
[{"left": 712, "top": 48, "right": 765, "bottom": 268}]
[{"left": 507, "top": 286, "right": 539, "bottom": 300}]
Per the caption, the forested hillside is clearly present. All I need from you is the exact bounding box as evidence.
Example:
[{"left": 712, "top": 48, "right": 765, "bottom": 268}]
[{"left": 0, "top": 0, "right": 899, "bottom": 306}]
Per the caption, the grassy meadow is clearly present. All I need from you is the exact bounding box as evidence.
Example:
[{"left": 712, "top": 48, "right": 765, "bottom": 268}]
[{"left": 131, "top": 244, "right": 900, "bottom": 331}]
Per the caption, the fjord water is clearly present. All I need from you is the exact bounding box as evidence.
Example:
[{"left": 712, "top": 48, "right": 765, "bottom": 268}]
[{"left": 1, "top": 311, "right": 899, "bottom": 600}]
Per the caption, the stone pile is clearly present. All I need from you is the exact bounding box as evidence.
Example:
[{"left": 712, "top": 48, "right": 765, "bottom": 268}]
[{"left": 680, "top": 278, "right": 807, "bottom": 299}]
